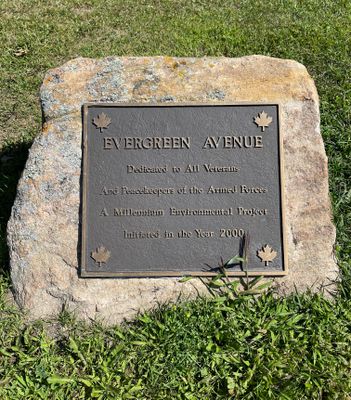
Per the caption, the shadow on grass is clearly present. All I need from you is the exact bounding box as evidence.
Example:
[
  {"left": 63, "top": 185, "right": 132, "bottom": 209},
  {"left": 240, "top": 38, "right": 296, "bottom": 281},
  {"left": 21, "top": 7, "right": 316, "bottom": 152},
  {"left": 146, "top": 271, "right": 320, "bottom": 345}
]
[{"left": 0, "top": 141, "right": 31, "bottom": 275}]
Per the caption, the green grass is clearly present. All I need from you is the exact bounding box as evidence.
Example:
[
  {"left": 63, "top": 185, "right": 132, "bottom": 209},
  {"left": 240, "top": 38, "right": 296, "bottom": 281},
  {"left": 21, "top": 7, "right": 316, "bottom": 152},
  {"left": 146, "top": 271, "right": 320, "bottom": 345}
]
[
  {"left": 0, "top": 0, "right": 350, "bottom": 398},
  {"left": 1, "top": 277, "right": 351, "bottom": 399}
]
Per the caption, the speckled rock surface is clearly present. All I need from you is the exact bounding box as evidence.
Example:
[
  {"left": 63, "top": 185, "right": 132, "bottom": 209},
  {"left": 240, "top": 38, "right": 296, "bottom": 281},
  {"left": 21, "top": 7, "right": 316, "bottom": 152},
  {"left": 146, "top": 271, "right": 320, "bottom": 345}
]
[{"left": 7, "top": 56, "right": 337, "bottom": 324}]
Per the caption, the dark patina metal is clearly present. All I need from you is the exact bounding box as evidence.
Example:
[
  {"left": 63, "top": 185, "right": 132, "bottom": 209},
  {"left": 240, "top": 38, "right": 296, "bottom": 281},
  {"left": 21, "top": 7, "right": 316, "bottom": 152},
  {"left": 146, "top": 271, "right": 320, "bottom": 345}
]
[{"left": 81, "top": 104, "right": 287, "bottom": 277}]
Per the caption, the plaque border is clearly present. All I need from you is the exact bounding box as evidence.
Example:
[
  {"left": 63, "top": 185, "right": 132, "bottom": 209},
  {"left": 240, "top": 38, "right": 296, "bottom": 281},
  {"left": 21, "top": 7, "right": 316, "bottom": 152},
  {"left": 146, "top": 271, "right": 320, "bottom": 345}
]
[{"left": 81, "top": 103, "right": 288, "bottom": 278}]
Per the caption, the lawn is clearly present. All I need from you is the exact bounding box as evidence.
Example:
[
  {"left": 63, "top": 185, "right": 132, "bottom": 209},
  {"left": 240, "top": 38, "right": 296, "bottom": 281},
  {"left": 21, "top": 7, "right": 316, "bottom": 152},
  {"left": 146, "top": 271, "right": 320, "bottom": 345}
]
[{"left": 0, "top": 0, "right": 350, "bottom": 398}]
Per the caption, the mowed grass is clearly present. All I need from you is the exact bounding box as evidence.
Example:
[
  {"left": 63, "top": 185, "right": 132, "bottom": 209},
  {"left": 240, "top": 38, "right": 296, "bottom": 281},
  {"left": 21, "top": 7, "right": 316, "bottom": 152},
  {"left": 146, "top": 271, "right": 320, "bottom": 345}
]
[
  {"left": 0, "top": 0, "right": 350, "bottom": 398},
  {"left": 1, "top": 281, "right": 351, "bottom": 399}
]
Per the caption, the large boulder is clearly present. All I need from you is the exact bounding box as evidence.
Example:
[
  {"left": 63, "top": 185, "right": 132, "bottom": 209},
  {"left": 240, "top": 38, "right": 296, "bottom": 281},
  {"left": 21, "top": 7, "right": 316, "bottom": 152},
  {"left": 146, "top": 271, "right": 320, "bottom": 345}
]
[{"left": 7, "top": 56, "right": 337, "bottom": 324}]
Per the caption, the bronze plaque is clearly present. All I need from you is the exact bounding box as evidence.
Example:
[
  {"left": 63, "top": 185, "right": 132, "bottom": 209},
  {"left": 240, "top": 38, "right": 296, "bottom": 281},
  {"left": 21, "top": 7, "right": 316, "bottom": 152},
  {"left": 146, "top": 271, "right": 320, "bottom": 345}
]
[{"left": 81, "top": 104, "right": 287, "bottom": 277}]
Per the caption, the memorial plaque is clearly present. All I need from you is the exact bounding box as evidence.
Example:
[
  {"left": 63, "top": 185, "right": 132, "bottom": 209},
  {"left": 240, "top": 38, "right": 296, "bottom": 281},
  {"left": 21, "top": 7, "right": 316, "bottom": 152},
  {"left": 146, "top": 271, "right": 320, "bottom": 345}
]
[{"left": 81, "top": 104, "right": 287, "bottom": 277}]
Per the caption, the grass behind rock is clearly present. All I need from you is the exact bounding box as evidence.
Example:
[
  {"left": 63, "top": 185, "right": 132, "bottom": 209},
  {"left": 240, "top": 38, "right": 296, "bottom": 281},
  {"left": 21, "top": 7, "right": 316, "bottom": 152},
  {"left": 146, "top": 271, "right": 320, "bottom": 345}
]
[{"left": 0, "top": 0, "right": 350, "bottom": 398}]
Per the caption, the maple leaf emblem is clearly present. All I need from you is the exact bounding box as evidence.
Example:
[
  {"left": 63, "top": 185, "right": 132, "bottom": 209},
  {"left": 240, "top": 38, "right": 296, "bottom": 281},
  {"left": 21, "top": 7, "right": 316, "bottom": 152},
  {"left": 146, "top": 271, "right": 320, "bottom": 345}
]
[
  {"left": 91, "top": 245, "right": 111, "bottom": 267},
  {"left": 257, "top": 245, "right": 277, "bottom": 266},
  {"left": 92, "top": 113, "right": 111, "bottom": 133},
  {"left": 254, "top": 111, "right": 273, "bottom": 132}
]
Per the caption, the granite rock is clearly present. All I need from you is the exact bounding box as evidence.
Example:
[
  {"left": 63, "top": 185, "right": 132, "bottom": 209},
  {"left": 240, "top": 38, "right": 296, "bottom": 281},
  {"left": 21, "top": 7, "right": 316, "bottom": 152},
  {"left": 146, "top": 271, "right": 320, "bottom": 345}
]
[{"left": 7, "top": 56, "right": 337, "bottom": 324}]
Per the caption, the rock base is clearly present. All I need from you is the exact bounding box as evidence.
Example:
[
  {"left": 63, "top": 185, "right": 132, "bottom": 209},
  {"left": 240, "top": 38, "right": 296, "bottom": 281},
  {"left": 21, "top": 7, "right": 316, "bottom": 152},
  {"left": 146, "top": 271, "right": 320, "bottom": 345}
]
[{"left": 7, "top": 56, "right": 337, "bottom": 324}]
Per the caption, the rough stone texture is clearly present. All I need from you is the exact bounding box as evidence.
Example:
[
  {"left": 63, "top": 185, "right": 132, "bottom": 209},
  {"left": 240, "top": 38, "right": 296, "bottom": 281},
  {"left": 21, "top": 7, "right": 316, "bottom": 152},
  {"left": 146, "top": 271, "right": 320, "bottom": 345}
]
[{"left": 7, "top": 56, "right": 337, "bottom": 324}]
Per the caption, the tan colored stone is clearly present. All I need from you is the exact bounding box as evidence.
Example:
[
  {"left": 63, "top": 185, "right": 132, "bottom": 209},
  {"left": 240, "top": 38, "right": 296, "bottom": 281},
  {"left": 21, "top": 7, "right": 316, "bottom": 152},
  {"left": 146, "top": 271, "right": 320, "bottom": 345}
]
[{"left": 7, "top": 56, "right": 337, "bottom": 324}]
